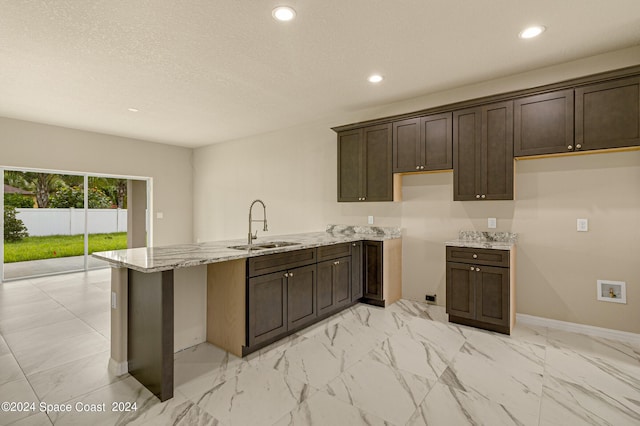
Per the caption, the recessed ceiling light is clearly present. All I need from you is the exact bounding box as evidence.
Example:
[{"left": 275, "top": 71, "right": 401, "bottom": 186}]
[
  {"left": 519, "top": 25, "right": 546, "bottom": 39},
  {"left": 127, "top": 108, "right": 139, "bottom": 112},
  {"left": 368, "top": 74, "right": 384, "bottom": 83},
  {"left": 272, "top": 6, "right": 296, "bottom": 22}
]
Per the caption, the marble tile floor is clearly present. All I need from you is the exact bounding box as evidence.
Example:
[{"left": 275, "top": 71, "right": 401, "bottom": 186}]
[{"left": 1, "top": 270, "right": 639, "bottom": 425}]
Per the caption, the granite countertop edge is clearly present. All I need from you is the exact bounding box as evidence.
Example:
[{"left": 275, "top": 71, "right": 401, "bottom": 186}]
[
  {"left": 93, "top": 226, "right": 401, "bottom": 273},
  {"left": 444, "top": 240, "right": 516, "bottom": 250}
]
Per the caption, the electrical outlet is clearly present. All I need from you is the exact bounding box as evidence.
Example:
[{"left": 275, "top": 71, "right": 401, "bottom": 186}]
[
  {"left": 368, "top": 216, "right": 374, "bottom": 225},
  {"left": 425, "top": 294, "right": 436, "bottom": 303},
  {"left": 111, "top": 292, "right": 117, "bottom": 309},
  {"left": 577, "top": 218, "right": 588, "bottom": 232},
  {"left": 488, "top": 218, "right": 497, "bottom": 229}
]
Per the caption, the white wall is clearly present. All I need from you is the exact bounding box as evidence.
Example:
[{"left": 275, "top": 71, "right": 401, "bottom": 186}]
[
  {"left": 1, "top": 118, "right": 193, "bottom": 246},
  {"left": 193, "top": 46, "right": 640, "bottom": 334},
  {"left": 16, "top": 208, "right": 128, "bottom": 236}
]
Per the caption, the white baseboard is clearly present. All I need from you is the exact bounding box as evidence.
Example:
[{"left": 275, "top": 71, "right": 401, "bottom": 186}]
[
  {"left": 108, "top": 358, "right": 128, "bottom": 376},
  {"left": 516, "top": 313, "right": 640, "bottom": 344}
]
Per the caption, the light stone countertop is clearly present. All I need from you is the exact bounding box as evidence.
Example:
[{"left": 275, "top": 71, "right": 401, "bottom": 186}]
[
  {"left": 445, "top": 230, "right": 517, "bottom": 251},
  {"left": 92, "top": 224, "right": 401, "bottom": 273}
]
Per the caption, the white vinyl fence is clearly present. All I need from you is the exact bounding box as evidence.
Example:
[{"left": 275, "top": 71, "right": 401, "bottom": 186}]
[{"left": 15, "top": 208, "right": 127, "bottom": 236}]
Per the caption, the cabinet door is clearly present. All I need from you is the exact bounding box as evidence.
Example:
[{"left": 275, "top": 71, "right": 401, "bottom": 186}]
[
  {"left": 483, "top": 101, "right": 513, "bottom": 200},
  {"left": 351, "top": 242, "right": 363, "bottom": 301},
  {"left": 317, "top": 260, "right": 335, "bottom": 316},
  {"left": 475, "top": 265, "right": 509, "bottom": 327},
  {"left": 247, "top": 272, "right": 287, "bottom": 347},
  {"left": 393, "top": 118, "right": 421, "bottom": 173},
  {"left": 446, "top": 262, "right": 475, "bottom": 320},
  {"left": 363, "top": 124, "right": 393, "bottom": 201},
  {"left": 287, "top": 264, "right": 317, "bottom": 330},
  {"left": 575, "top": 76, "right": 640, "bottom": 151},
  {"left": 422, "top": 112, "right": 453, "bottom": 170},
  {"left": 514, "top": 90, "right": 574, "bottom": 156},
  {"left": 333, "top": 256, "right": 352, "bottom": 309},
  {"left": 337, "top": 129, "right": 363, "bottom": 202},
  {"left": 453, "top": 107, "right": 482, "bottom": 201},
  {"left": 363, "top": 241, "right": 383, "bottom": 301}
]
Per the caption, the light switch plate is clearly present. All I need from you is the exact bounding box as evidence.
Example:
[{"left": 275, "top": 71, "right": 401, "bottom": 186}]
[
  {"left": 488, "top": 218, "right": 497, "bottom": 229},
  {"left": 577, "top": 218, "right": 588, "bottom": 232},
  {"left": 111, "top": 292, "right": 117, "bottom": 309},
  {"left": 156, "top": 212, "right": 164, "bottom": 219},
  {"left": 368, "top": 216, "right": 374, "bottom": 225}
]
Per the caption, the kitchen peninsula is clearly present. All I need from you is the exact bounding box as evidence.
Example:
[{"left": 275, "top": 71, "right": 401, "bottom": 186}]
[{"left": 93, "top": 225, "right": 402, "bottom": 401}]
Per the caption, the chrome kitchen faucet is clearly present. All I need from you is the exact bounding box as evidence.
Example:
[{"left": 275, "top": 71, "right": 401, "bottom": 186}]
[{"left": 248, "top": 199, "right": 268, "bottom": 245}]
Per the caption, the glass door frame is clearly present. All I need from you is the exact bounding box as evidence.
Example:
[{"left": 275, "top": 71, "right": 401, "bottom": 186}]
[{"left": 1, "top": 165, "right": 153, "bottom": 282}]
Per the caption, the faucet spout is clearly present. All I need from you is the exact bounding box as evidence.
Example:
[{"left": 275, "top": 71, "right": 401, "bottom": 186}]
[{"left": 248, "top": 199, "right": 268, "bottom": 245}]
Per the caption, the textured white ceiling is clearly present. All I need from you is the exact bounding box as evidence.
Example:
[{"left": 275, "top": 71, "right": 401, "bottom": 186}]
[{"left": 1, "top": 0, "right": 639, "bottom": 147}]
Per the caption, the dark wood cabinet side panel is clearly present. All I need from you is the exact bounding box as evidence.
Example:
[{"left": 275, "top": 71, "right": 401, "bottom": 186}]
[
  {"left": 484, "top": 102, "right": 513, "bottom": 200},
  {"left": 128, "top": 269, "right": 174, "bottom": 402},
  {"left": 423, "top": 112, "right": 453, "bottom": 170},
  {"left": 364, "top": 124, "right": 393, "bottom": 201},
  {"left": 514, "top": 90, "right": 574, "bottom": 156},
  {"left": 351, "top": 242, "right": 363, "bottom": 301},
  {"left": 393, "top": 118, "right": 421, "bottom": 172},
  {"left": 363, "top": 241, "right": 383, "bottom": 300},
  {"left": 576, "top": 77, "right": 640, "bottom": 150},
  {"left": 453, "top": 108, "right": 481, "bottom": 200},
  {"left": 337, "top": 129, "right": 363, "bottom": 202}
]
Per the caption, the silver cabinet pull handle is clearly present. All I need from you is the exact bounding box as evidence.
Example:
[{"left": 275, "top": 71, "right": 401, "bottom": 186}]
[
  {"left": 481, "top": 195, "right": 486, "bottom": 199},
  {"left": 472, "top": 254, "right": 478, "bottom": 259},
  {"left": 334, "top": 261, "right": 340, "bottom": 265},
  {"left": 284, "top": 272, "right": 289, "bottom": 277},
  {"left": 416, "top": 166, "right": 420, "bottom": 170},
  {"left": 475, "top": 268, "right": 480, "bottom": 272},
  {"left": 289, "top": 272, "right": 294, "bottom": 277},
  {"left": 470, "top": 266, "right": 475, "bottom": 271},
  {"left": 576, "top": 144, "right": 582, "bottom": 149},
  {"left": 476, "top": 195, "right": 480, "bottom": 199},
  {"left": 568, "top": 145, "right": 573, "bottom": 150}
]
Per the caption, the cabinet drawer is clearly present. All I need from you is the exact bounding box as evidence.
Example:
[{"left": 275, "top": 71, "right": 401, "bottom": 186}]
[
  {"left": 317, "top": 243, "right": 351, "bottom": 262},
  {"left": 248, "top": 248, "right": 316, "bottom": 277},
  {"left": 446, "top": 246, "right": 509, "bottom": 267}
]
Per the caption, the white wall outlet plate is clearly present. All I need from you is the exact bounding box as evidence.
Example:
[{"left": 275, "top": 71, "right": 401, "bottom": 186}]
[
  {"left": 111, "top": 292, "right": 117, "bottom": 309},
  {"left": 488, "top": 218, "right": 497, "bottom": 229},
  {"left": 368, "top": 215, "right": 374, "bottom": 225},
  {"left": 156, "top": 212, "right": 164, "bottom": 219},
  {"left": 577, "top": 218, "right": 588, "bottom": 232}
]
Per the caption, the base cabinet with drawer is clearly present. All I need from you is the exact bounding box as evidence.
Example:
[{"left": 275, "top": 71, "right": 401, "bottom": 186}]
[{"left": 446, "top": 246, "right": 515, "bottom": 334}]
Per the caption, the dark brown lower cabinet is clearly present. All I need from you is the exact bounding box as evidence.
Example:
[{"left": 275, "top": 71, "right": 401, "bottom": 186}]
[
  {"left": 363, "top": 241, "right": 384, "bottom": 305},
  {"left": 350, "top": 242, "right": 363, "bottom": 301},
  {"left": 317, "top": 256, "right": 351, "bottom": 316},
  {"left": 287, "top": 264, "right": 317, "bottom": 330},
  {"left": 247, "top": 271, "right": 288, "bottom": 347},
  {"left": 446, "top": 247, "right": 514, "bottom": 334}
]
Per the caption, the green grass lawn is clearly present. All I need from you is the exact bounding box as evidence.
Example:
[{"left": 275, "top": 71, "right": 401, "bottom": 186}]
[{"left": 4, "top": 232, "right": 127, "bottom": 263}]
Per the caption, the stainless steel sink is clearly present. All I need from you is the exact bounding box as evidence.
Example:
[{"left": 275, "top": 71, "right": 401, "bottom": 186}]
[{"left": 227, "top": 241, "right": 301, "bottom": 251}]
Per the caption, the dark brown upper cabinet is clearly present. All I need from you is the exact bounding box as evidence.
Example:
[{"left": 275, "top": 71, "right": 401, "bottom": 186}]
[
  {"left": 575, "top": 76, "right": 640, "bottom": 151},
  {"left": 514, "top": 90, "right": 574, "bottom": 157},
  {"left": 337, "top": 123, "right": 393, "bottom": 202},
  {"left": 393, "top": 113, "right": 452, "bottom": 173},
  {"left": 453, "top": 101, "right": 514, "bottom": 201}
]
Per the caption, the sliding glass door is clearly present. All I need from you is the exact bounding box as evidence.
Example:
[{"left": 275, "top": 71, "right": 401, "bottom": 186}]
[{"left": 2, "top": 167, "right": 150, "bottom": 281}]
